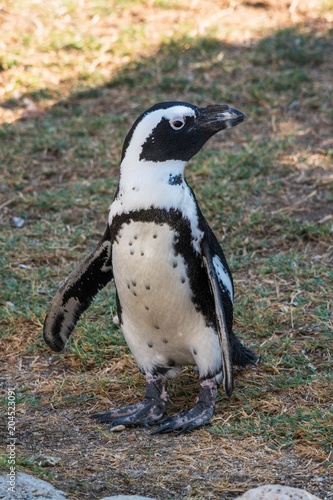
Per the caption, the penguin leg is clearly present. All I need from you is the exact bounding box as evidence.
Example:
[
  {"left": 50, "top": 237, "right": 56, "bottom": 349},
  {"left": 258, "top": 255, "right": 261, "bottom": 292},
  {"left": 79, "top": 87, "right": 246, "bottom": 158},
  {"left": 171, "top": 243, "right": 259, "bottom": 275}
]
[
  {"left": 151, "top": 377, "right": 218, "bottom": 435},
  {"left": 91, "top": 376, "right": 167, "bottom": 428}
]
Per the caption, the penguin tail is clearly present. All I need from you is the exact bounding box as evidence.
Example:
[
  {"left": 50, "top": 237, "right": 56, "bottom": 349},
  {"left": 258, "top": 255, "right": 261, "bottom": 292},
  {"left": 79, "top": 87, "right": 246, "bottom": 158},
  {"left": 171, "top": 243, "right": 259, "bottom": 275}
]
[{"left": 230, "top": 333, "right": 257, "bottom": 367}]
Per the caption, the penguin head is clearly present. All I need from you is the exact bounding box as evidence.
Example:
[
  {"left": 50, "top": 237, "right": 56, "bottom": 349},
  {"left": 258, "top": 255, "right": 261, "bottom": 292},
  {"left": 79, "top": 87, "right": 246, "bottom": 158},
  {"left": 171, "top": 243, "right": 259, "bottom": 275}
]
[{"left": 120, "top": 101, "right": 246, "bottom": 166}]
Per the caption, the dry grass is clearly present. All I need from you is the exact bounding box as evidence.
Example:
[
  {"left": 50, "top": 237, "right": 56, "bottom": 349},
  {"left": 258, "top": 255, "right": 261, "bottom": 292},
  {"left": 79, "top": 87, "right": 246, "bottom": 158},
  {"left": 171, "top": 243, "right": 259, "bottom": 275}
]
[{"left": 1, "top": 0, "right": 332, "bottom": 498}]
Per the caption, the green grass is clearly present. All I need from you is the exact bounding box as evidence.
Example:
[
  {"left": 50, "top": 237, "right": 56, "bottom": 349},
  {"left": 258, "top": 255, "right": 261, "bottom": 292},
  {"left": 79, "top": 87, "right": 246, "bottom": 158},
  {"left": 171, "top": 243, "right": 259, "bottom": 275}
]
[
  {"left": 214, "top": 404, "right": 333, "bottom": 454},
  {"left": 0, "top": 455, "right": 56, "bottom": 480}
]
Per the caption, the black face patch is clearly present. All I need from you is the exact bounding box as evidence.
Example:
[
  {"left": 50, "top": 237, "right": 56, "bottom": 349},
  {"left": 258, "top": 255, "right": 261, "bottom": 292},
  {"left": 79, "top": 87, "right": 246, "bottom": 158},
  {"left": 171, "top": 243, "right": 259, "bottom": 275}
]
[
  {"left": 139, "top": 116, "right": 213, "bottom": 162},
  {"left": 120, "top": 101, "right": 198, "bottom": 162}
]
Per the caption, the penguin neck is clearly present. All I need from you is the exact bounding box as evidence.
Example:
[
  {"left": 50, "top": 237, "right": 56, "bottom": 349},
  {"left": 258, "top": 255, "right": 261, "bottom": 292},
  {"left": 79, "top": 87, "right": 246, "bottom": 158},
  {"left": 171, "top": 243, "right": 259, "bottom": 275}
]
[
  {"left": 119, "top": 158, "right": 186, "bottom": 187},
  {"left": 114, "top": 158, "right": 188, "bottom": 213},
  {"left": 109, "top": 157, "right": 204, "bottom": 253}
]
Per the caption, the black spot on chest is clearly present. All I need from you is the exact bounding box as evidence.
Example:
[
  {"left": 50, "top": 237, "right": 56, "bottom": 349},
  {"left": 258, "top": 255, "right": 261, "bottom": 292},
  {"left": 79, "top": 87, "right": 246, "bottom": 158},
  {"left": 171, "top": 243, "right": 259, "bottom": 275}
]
[{"left": 168, "top": 174, "right": 182, "bottom": 186}]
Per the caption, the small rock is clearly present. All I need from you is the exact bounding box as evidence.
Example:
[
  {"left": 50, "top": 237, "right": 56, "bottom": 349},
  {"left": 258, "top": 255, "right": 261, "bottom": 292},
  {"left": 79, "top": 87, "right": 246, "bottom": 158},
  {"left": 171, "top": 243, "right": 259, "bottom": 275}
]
[
  {"left": 126, "top": 433, "right": 138, "bottom": 442},
  {"left": 11, "top": 216, "right": 25, "bottom": 228},
  {"left": 33, "top": 454, "right": 62, "bottom": 466},
  {"left": 236, "top": 484, "right": 321, "bottom": 500},
  {"left": 110, "top": 424, "right": 126, "bottom": 432},
  {"left": 113, "top": 315, "right": 120, "bottom": 325}
]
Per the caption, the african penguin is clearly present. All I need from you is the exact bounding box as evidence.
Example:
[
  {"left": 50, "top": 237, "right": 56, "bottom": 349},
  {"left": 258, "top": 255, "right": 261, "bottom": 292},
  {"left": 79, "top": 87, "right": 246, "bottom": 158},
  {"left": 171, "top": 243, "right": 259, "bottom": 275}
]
[{"left": 43, "top": 101, "right": 256, "bottom": 434}]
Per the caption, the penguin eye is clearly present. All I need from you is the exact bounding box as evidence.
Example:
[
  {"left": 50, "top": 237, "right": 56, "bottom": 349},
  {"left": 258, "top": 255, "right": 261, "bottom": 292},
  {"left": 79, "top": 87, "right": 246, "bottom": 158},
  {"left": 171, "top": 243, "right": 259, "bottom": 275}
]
[{"left": 170, "top": 117, "right": 185, "bottom": 130}]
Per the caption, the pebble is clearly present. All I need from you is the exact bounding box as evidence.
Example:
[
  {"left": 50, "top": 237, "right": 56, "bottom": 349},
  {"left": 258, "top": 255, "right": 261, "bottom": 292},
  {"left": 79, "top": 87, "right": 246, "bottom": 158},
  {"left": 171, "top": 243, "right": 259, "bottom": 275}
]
[
  {"left": 11, "top": 217, "right": 25, "bottom": 228},
  {"left": 32, "top": 454, "right": 62, "bottom": 467},
  {"left": 110, "top": 425, "right": 126, "bottom": 432}
]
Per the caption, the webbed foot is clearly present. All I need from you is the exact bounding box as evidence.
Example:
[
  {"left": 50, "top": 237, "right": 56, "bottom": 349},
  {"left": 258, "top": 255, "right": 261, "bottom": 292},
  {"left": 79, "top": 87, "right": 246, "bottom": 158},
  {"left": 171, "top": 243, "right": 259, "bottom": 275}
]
[
  {"left": 151, "top": 378, "right": 218, "bottom": 435},
  {"left": 91, "top": 377, "right": 167, "bottom": 428}
]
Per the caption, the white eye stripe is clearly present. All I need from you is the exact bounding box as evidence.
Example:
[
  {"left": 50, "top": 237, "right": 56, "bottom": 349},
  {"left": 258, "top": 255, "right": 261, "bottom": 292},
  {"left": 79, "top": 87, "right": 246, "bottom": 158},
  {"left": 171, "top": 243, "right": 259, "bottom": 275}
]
[{"left": 170, "top": 116, "right": 185, "bottom": 130}]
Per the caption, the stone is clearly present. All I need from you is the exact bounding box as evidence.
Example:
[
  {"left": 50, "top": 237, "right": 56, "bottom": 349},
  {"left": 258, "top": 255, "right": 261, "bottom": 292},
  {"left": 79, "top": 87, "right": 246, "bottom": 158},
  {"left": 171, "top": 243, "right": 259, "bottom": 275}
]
[
  {"left": 0, "top": 472, "right": 67, "bottom": 499},
  {"left": 236, "top": 484, "right": 321, "bottom": 500},
  {"left": 32, "top": 455, "right": 62, "bottom": 467}
]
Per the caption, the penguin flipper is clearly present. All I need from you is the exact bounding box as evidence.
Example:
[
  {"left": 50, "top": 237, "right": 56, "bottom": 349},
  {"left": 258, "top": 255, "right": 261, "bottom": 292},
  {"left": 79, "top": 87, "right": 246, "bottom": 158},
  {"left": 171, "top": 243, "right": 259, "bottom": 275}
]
[
  {"left": 43, "top": 225, "right": 113, "bottom": 352},
  {"left": 201, "top": 237, "right": 234, "bottom": 397}
]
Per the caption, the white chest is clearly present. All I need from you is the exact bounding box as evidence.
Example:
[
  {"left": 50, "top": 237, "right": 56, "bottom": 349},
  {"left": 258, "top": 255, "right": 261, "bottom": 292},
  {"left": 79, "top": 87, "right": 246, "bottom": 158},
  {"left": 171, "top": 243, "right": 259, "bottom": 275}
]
[
  {"left": 112, "top": 220, "right": 193, "bottom": 333},
  {"left": 111, "top": 220, "right": 222, "bottom": 378}
]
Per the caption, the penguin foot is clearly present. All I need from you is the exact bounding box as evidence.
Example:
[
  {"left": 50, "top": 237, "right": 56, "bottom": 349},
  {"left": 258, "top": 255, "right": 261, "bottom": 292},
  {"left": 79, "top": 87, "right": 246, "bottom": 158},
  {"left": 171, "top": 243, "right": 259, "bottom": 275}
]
[
  {"left": 91, "top": 377, "right": 167, "bottom": 428},
  {"left": 151, "top": 378, "right": 218, "bottom": 435}
]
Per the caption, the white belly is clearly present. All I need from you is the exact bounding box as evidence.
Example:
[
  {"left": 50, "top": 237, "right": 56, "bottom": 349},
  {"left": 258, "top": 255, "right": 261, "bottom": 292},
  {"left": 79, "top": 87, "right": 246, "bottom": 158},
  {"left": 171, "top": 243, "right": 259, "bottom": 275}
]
[{"left": 112, "top": 220, "right": 222, "bottom": 378}]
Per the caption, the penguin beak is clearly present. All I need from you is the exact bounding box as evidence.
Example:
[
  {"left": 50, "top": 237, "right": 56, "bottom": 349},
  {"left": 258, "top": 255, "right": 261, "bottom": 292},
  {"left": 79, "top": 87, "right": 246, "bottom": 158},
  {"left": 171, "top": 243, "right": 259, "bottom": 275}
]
[{"left": 197, "top": 104, "right": 246, "bottom": 132}]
